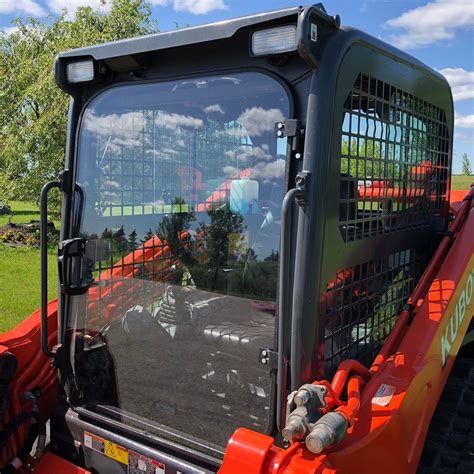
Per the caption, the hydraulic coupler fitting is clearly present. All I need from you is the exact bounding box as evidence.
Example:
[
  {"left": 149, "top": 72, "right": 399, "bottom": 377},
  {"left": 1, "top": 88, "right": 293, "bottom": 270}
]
[
  {"left": 282, "top": 384, "right": 328, "bottom": 442},
  {"left": 305, "top": 411, "right": 349, "bottom": 454}
]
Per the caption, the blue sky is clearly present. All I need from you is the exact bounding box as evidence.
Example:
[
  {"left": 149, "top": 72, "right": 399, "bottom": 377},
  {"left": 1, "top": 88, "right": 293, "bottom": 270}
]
[{"left": 1, "top": 0, "right": 473, "bottom": 173}]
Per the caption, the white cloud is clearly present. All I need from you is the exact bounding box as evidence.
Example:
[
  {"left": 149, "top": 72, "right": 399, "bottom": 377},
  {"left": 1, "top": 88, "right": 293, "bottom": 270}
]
[
  {"left": 46, "top": 0, "right": 109, "bottom": 16},
  {"left": 455, "top": 113, "right": 474, "bottom": 129},
  {"left": 223, "top": 165, "right": 239, "bottom": 176},
  {"left": 173, "top": 0, "right": 226, "bottom": 15},
  {"left": 454, "top": 130, "right": 474, "bottom": 141},
  {"left": 149, "top": 0, "right": 168, "bottom": 5},
  {"left": 1, "top": 26, "right": 20, "bottom": 36},
  {"left": 385, "top": 0, "right": 474, "bottom": 49},
  {"left": 0, "top": 0, "right": 45, "bottom": 16},
  {"left": 237, "top": 107, "right": 285, "bottom": 137},
  {"left": 155, "top": 112, "right": 203, "bottom": 130},
  {"left": 250, "top": 160, "right": 286, "bottom": 182},
  {"left": 438, "top": 68, "right": 474, "bottom": 102},
  {"left": 204, "top": 104, "right": 225, "bottom": 115}
]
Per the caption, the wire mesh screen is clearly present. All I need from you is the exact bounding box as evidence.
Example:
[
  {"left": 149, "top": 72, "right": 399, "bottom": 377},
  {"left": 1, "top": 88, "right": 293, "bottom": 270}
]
[
  {"left": 322, "top": 248, "right": 426, "bottom": 377},
  {"left": 90, "top": 110, "right": 253, "bottom": 218},
  {"left": 339, "top": 73, "right": 450, "bottom": 242}
]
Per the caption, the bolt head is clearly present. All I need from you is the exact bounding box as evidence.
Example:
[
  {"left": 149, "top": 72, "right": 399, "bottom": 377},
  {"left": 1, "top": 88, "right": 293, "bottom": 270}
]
[
  {"left": 295, "top": 153, "right": 302, "bottom": 159},
  {"left": 277, "top": 130, "right": 284, "bottom": 137},
  {"left": 277, "top": 122, "right": 284, "bottom": 129},
  {"left": 261, "top": 357, "right": 267, "bottom": 364}
]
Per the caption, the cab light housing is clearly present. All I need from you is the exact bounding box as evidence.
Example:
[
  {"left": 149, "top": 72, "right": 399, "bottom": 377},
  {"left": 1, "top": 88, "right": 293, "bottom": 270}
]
[
  {"left": 66, "top": 60, "right": 95, "bottom": 83},
  {"left": 251, "top": 25, "right": 298, "bottom": 56}
]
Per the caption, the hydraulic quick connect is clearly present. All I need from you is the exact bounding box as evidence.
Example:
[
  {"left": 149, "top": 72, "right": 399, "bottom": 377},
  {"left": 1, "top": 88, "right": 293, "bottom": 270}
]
[
  {"left": 305, "top": 411, "right": 349, "bottom": 454},
  {"left": 282, "top": 384, "right": 328, "bottom": 442}
]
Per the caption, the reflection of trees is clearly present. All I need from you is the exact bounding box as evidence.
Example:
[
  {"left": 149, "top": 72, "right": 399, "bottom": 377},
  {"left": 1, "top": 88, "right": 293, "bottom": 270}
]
[
  {"left": 156, "top": 198, "right": 196, "bottom": 285},
  {"left": 128, "top": 230, "right": 138, "bottom": 251},
  {"left": 82, "top": 198, "right": 280, "bottom": 301},
  {"left": 194, "top": 205, "right": 244, "bottom": 291}
]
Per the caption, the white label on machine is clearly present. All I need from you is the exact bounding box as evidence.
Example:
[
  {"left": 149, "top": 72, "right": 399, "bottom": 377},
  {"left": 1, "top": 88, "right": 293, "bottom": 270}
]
[
  {"left": 372, "top": 383, "right": 396, "bottom": 407},
  {"left": 311, "top": 23, "right": 318, "bottom": 42},
  {"left": 128, "top": 450, "right": 165, "bottom": 474}
]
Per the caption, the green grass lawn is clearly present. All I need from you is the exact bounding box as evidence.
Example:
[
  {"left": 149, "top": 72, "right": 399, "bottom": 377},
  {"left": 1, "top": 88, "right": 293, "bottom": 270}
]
[
  {"left": 0, "top": 245, "right": 57, "bottom": 333},
  {"left": 451, "top": 175, "right": 472, "bottom": 191},
  {"left": 0, "top": 201, "right": 59, "bottom": 333},
  {"left": 0, "top": 200, "right": 60, "bottom": 229}
]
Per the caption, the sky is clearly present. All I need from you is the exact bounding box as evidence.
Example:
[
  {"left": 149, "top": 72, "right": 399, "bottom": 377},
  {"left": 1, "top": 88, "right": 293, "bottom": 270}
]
[{"left": 1, "top": 0, "right": 473, "bottom": 173}]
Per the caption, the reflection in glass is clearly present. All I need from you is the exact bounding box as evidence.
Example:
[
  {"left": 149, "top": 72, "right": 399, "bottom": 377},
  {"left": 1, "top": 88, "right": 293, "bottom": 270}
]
[{"left": 71, "top": 72, "right": 290, "bottom": 454}]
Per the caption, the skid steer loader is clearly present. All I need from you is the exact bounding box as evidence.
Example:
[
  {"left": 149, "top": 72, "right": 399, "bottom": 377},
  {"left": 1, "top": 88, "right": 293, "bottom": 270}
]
[{"left": 0, "top": 4, "right": 473, "bottom": 473}]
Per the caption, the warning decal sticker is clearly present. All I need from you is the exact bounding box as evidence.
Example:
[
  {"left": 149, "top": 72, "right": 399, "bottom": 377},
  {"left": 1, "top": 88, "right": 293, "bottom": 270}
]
[
  {"left": 84, "top": 432, "right": 129, "bottom": 465},
  {"left": 128, "top": 450, "right": 165, "bottom": 474},
  {"left": 84, "top": 432, "right": 167, "bottom": 472},
  {"left": 372, "top": 383, "right": 396, "bottom": 407}
]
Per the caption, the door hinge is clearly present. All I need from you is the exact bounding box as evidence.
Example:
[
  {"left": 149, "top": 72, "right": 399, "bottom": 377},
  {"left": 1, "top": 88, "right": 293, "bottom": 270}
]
[
  {"left": 275, "top": 119, "right": 305, "bottom": 160},
  {"left": 259, "top": 347, "right": 278, "bottom": 370}
]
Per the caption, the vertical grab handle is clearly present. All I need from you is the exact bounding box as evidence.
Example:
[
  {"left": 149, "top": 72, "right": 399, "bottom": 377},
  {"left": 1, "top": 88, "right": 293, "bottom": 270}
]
[
  {"left": 277, "top": 186, "right": 304, "bottom": 431},
  {"left": 40, "top": 181, "right": 61, "bottom": 358}
]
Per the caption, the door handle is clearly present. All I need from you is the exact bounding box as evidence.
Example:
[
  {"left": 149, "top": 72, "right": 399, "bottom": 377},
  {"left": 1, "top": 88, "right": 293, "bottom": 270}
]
[{"left": 40, "top": 181, "right": 61, "bottom": 358}]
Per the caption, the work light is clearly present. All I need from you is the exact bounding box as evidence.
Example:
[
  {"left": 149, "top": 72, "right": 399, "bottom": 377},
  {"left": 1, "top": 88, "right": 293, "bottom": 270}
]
[
  {"left": 66, "top": 60, "right": 95, "bottom": 83},
  {"left": 251, "top": 25, "right": 298, "bottom": 56}
]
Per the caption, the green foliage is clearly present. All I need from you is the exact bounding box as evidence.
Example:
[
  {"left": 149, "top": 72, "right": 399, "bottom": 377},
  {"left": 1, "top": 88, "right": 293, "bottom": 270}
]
[
  {"left": 462, "top": 153, "right": 472, "bottom": 176},
  {"left": 0, "top": 0, "right": 157, "bottom": 211},
  {"left": 341, "top": 137, "right": 386, "bottom": 179}
]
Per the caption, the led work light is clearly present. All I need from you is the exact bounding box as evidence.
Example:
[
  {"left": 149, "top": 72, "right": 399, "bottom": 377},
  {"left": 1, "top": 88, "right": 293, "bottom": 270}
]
[
  {"left": 66, "top": 60, "right": 95, "bottom": 83},
  {"left": 251, "top": 25, "right": 298, "bottom": 56}
]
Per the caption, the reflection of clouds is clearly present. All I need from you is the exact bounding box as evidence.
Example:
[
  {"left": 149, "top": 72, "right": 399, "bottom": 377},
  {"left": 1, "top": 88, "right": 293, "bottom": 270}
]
[
  {"left": 218, "top": 126, "right": 246, "bottom": 139},
  {"left": 102, "top": 180, "right": 120, "bottom": 189},
  {"left": 100, "top": 190, "right": 119, "bottom": 204},
  {"left": 155, "top": 112, "right": 204, "bottom": 130},
  {"left": 145, "top": 148, "right": 177, "bottom": 161},
  {"left": 223, "top": 166, "right": 240, "bottom": 176},
  {"left": 250, "top": 159, "right": 286, "bottom": 182},
  {"left": 84, "top": 111, "right": 145, "bottom": 147},
  {"left": 224, "top": 160, "right": 286, "bottom": 182},
  {"left": 225, "top": 144, "right": 273, "bottom": 163},
  {"left": 238, "top": 107, "right": 284, "bottom": 137},
  {"left": 84, "top": 110, "right": 203, "bottom": 150},
  {"left": 204, "top": 104, "right": 225, "bottom": 115}
]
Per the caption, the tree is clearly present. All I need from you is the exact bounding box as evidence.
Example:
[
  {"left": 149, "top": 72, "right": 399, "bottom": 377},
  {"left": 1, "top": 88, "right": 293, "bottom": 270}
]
[
  {"left": 0, "top": 0, "right": 157, "bottom": 210},
  {"left": 462, "top": 153, "right": 472, "bottom": 176},
  {"left": 128, "top": 229, "right": 138, "bottom": 251}
]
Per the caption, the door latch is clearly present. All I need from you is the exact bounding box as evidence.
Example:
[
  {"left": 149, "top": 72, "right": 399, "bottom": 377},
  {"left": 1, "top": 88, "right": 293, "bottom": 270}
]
[{"left": 58, "top": 239, "right": 110, "bottom": 296}]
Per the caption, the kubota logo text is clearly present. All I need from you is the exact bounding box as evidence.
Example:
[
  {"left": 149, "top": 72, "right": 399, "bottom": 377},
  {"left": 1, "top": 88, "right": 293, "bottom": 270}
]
[{"left": 441, "top": 267, "right": 473, "bottom": 366}]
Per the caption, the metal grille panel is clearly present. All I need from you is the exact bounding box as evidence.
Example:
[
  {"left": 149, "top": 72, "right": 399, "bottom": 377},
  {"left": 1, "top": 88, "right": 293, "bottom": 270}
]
[
  {"left": 323, "top": 248, "right": 426, "bottom": 376},
  {"left": 339, "top": 73, "right": 450, "bottom": 241}
]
